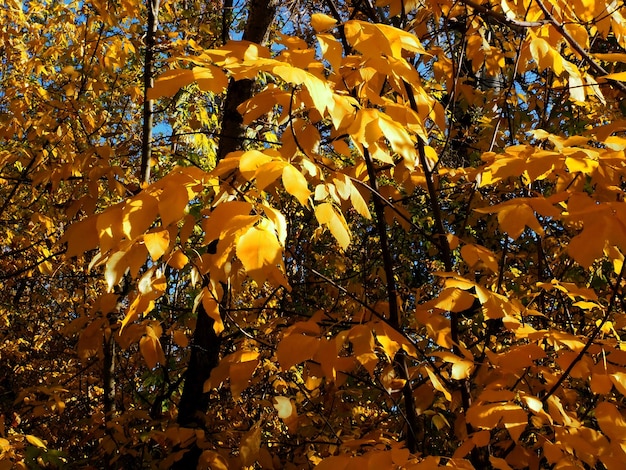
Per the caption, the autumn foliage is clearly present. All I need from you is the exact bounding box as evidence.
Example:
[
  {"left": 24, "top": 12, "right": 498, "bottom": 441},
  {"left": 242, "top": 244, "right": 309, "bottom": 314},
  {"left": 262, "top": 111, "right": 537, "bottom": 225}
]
[{"left": 5, "top": 0, "right": 626, "bottom": 468}]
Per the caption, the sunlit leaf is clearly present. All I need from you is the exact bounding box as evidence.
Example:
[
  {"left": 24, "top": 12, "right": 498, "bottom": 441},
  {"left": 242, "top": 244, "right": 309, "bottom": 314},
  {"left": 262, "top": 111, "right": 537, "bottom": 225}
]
[
  {"left": 273, "top": 396, "right": 295, "bottom": 419},
  {"left": 314, "top": 202, "right": 350, "bottom": 249},
  {"left": 144, "top": 230, "right": 170, "bottom": 260},
  {"left": 311, "top": 13, "right": 338, "bottom": 32},
  {"left": 26, "top": 435, "right": 46, "bottom": 449},
  {"left": 282, "top": 164, "right": 311, "bottom": 206},
  {"left": 236, "top": 224, "right": 283, "bottom": 273}
]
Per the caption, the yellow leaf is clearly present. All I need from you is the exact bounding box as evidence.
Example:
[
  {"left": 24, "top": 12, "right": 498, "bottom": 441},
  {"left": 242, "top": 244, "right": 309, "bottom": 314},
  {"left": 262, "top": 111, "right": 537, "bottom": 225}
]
[
  {"left": 147, "top": 68, "right": 195, "bottom": 100},
  {"left": 590, "top": 372, "right": 613, "bottom": 394},
  {"left": 602, "top": 71, "right": 626, "bottom": 81},
  {"left": 424, "top": 366, "right": 452, "bottom": 401},
  {"left": 272, "top": 64, "right": 333, "bottom": 115},
  {"left": 273, "top": 396, "right": 295, "bottom": 419},
  {"left": 255, "top": 160, "right": 287, "bottom": 191},
  {"left": 192, "top": 65, "right": 228, "bottom": 94},
  {"left": 349, "top": 325, "right": 378, "bottom": 376},
  {"left": 96, "top": 207, "right": 124, "bottom": 253},
  {"left": 282, "top": 164, "right": 311, "bottom": 206},
  {"left": 311, "top": 13, "right": 338, "bottom": 32},
  {"left": 200, "top": 289, "right": 224, "bottom": 334},
  {"left": 236, "top": 224, "right": 283, "bottom": 273},
  {"left": 528, "top": 35, "right": 563, "bottom": 75},
  {"left": 263, "top": 205, "right": 287, "bottom": 245},
  {"left": 345, "top": 20, "right": 424, "bottom": 58},
  {"left": 314, "top": 456, "right": 351, "bottom": 470},
  {"left": 489, "top": 456, "right": 514, "bottom": 470},
  {"left": 198, "top": 450, "right": 229, "bottom": 470},
  {"left": 203, "top": 201, "right": 256, "bottom": 244},
  {"left": 62, "top": 216, "right": 99, "bottom": 258},
  {"left": 610, "top": 371, "right": 626, "bottom": 396},
  {"left": 431, "top": 288, "right": 476, "bottom": 312},
  {"left": 144, "top": 230, "right": 170, "bottom": 260},
  {"left": 349, "top": 183, "right": 371, "bottom": 219},
  {"left": 26, "top": 435, "right": 46, "bottom": 449},
  {"left": 461, "top": 244, "right": 499, "bottom": 273},
  {"left": 314, "top": 202, "right": 350, "bottom": 249},
  {"left": 122, "top": 193, "right": 159, "bottom": 240},
  {"left": 317, "top": 33, "right": 343, "bottom": 72},
  {"left": 104, "top": 251, "right": 127, "bottom": 292},
  {"left": 431, "top": 351, "right": 475, "bottom": 380},
  {"left": 497, "top": 204, "right": 542, "bottom": 239},
  {"left": 230, "top": 359, "right": 259, "bottom": 399},
  {"left": 239, "top": 149, "right": 274, "bottom": 181}
]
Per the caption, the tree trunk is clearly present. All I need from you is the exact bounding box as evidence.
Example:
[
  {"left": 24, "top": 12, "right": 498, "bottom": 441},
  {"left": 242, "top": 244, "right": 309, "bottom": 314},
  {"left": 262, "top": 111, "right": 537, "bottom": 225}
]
[
  {"left": 173, "top": 1, "right": 277, "bottom": 467},
  {"left": 141, "top": 0, "right": 160, "bottom": 185}
]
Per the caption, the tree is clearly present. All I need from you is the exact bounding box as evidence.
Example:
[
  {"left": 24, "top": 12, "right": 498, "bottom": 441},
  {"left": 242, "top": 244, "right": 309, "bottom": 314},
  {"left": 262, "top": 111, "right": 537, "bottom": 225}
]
[{"left": 4, "top": 0, "right": 626, "bottom": 468}]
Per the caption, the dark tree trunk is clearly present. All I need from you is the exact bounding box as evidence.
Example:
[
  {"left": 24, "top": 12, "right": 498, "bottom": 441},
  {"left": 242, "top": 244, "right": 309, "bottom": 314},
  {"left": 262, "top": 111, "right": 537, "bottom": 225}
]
[{"left": 173, "top": 1, "right": 277, "bottom": 467}]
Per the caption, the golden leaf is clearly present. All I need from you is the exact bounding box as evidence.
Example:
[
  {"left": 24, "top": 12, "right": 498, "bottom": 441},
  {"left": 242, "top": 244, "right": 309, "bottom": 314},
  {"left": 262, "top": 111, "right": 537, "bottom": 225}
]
[
  {"left": 314, "top": 202, "right": 350, "bottom": 249},
  {"left": 167, "top": 249, "right": 189, "bottom": 270},
  {"left": 424, "top": 366, "right": 451, "bottom": 401},
  {"left": 595, "top": 401, "right": 626, "bottom": 442},
  {"left": 158, "top": 184, "right": 189, "bottom": 228},
  {"left": 26, "top": 435, "right": 46, "bottom": 449},
  {"left": 282, "top": 164, "right": 311, "bottom": 206},
  {"left": 147, "top": 68, "right": 195, "bottom": 100},
  {"left": 192, "top": 65, "right": 228, "bottom": 94},
  {"left": 144, "top": 230, "right": 170, "bottom": 261},
  {"left": 139, "top": 325, "right": 165, "bottom": 369},
  {"left": 431, "top": 288, "right": 476, "bottom": 312},
  {"left": 277, "top": 333, "right": 320, "bottom": 370},
  {"left": 172, "top": 329, "right": 188, "bottom": 348},
  {"left": 311, "top": 13, "right": 338, "bottom": 32},
  {"left": 236, "top": 224, "right": 283, "bottom": 273},
  {"left": 230, "top": 360, "right": 259, "bottom": 399},
  {"left": 317, "top": 33, "right": 343, "bottom": 72},
  {"left": 239, "top": 149, "right": 274, "bottom": 181},
  {"left": 461, "top": 244, "right": 499, "bottom": 273}
]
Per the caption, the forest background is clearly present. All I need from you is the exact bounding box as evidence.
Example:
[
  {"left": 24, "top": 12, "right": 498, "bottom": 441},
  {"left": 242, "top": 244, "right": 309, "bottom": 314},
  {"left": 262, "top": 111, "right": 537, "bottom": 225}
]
[{"left": 3, "top": 0, "right": 626, "bottom": 468}]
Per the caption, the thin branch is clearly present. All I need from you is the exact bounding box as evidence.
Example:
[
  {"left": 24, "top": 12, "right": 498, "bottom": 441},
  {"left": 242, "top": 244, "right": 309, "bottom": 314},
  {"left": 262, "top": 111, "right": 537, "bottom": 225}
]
[{"left": 541, "top": 260, "right": 626, "bottom": 402}]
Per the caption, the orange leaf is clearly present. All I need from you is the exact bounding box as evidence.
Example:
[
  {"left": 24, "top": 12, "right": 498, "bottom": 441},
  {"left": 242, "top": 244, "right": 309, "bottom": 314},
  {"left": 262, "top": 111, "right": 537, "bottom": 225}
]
[
  {"left": 167, "top": 249, "right": 189, "bottom": 269},
  {"left": 277, "top": 333, "right": 320, "bottom": 370},
  {"left": 140, "top": 325, "right": 166, "bottom": 369},
  {"left": 230, "top": 359, "right": 259, "bottom": 399}
]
